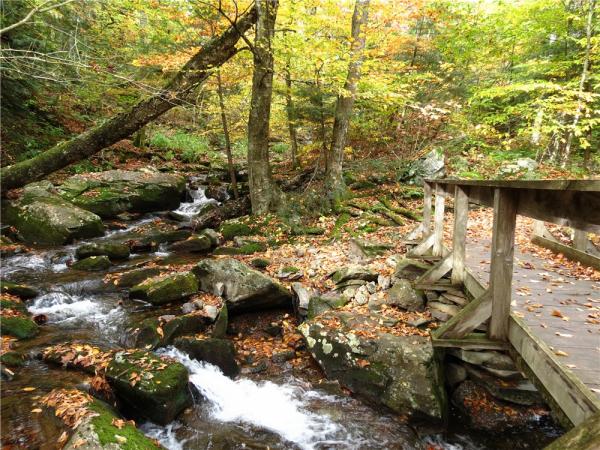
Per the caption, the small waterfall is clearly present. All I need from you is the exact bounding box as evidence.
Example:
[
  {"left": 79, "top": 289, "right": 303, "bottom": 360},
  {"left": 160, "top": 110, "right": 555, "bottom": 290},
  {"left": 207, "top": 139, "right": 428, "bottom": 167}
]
[
  {"left": 155, "top": 347, "right": 344, "bottom": 450},
  {"left": 171, "top": 180, "right": 219, "bottom": 220}
]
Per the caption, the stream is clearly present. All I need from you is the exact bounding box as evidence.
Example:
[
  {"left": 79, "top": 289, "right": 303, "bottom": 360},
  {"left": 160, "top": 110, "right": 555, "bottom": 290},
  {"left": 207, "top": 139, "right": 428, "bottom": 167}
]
[{"left": 0, "top": 178, "right": 560, "bottom": 450}]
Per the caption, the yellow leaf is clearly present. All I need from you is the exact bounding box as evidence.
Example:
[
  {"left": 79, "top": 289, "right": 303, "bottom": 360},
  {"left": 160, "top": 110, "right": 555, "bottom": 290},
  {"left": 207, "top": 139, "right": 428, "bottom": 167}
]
[{"left": 22, "top": 387, "right": 36, "bottom": 392}]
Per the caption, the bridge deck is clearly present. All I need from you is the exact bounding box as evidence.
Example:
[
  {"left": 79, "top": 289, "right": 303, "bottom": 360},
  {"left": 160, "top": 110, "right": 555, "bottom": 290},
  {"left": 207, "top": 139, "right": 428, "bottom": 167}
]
[{"left": 464, "top": 216, "right": 600, "bottom": 399}]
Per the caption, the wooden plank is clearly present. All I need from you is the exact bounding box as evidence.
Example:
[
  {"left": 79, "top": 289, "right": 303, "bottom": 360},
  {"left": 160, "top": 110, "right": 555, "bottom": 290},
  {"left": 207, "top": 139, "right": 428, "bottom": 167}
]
[
  {"left": 508, "top": 315, "right": 600, "bottom": 426},
  {"left": 464, "top": 267, "right": 487, "bottom": 299},
  {"left": 531, "top": 234, "right": 600, "bottom": 270},
  {"left": 432, "top": 335, "right": 509, "bottom": 351},
  {"left": 408, "top": 232, "right": 435, "bottom": 257},
  {"left": 415, "top": 252, "right": 453, "bottom": 285},
  {"left": 573, "top": 229, "right": 588, "bottom": 252},
  {"left": 426, "top": 179, "right": 600, "bottom": 192},
  {"left": 433, "top": 184, "right": 445, "bottom": 257},
  {"left": 433, "top": 290, "right": 491, "bottom": 339},
  {"left": 423, "top": 182, "right": 432, "bottom": 235},
  {"left": 488, "top": 188, "right": 518, "bottom": 341},
  {"left": 451, "top": 185, "right": 469, "bottom": 285}
]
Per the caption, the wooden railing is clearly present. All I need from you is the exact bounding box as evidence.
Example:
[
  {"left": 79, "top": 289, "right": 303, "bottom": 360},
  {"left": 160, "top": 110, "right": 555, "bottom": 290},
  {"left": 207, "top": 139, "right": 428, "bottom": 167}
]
[{"left": 407, "top": 179, "right": 600, "bottom": 427}]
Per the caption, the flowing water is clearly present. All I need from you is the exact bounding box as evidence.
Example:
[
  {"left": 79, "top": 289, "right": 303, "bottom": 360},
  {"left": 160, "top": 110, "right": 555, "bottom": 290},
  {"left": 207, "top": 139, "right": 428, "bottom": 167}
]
[{"left": 0, "top": 179, "right": 561, "bottom": 449}]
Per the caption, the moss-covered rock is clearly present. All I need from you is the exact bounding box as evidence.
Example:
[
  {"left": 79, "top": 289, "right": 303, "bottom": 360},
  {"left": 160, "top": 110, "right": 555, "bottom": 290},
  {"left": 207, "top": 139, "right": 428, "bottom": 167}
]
[
  {"left": 299, "top": 310, "right": 446, "bottom": 421},
  {"left": 0, "top": 351, "right": 24, "bottom": 367},
  {"left": 330, "top": 266, "right": 378, "bottom": 284},
  {"left": 59, "top": 170, "right": 186, "bottom": 218},
  {"left": 211, "top": 305, "right": 228, "bottom": 339},
  {"left": 214, "top": 241, "right": 266, "bottom": 255},
  {"left": 106, "top": 350, "right": 192, "bottom": 425},
  {"left": 251, "top": 258, "right": 270, "bottom": 269},
  {"left": 76, "top": 242, "right": 130, "bottom": 261},
  {"left": 219, "top": 222, "right": 253, "bottom": 240},
  {"left": 128, "top": 229, "right": 191, "bottom": 253},
  {"left": 173, "top": 336, "right": 239, "bottom": 378},
  {"left": 129, "top": 272, "right": 198, "bottom": 305},
  {"left": 545, "top": 411, "right": 600, "bottom": 449},
  {"left": 307, "top": 296, "right": 349, "bottom": 320},
  {"left": 116, "top": 267, "right": 162, "bottom": 288},
  {"left": 0, "top": 316, "right": 39, "bottom": 339},
  {"left": 192, "top": 258, "right": 292, "bottom": 313},
  {"left": 0, "top": 281, "right": 38, "bottom": 299},
  {"left": 2, "top": 184, "right": 104, "bottom": 245},
  {"left": 122, "top": 313, "right": 208, "bottom": 349},
  {"left": 71, "top": 255, "right": 111, "bottom": 271},
  {"left": 0, "top": 297, "right": 27, "bottom": 313},
  {"left": 168, "top": 234, "right": 213, "bottom": 253}
]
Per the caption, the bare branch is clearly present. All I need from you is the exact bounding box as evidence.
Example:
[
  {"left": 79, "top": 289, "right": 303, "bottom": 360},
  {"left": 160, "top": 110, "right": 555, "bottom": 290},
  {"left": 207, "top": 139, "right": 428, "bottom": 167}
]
[{"left": 0, "top": 0, "right": 77, "bottom": 36}]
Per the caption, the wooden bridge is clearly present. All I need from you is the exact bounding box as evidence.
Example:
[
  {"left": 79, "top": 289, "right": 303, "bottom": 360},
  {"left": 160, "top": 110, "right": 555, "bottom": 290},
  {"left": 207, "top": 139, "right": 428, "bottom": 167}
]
[{"left": 406, "top": 179, "right": 600, "bottom": 428}]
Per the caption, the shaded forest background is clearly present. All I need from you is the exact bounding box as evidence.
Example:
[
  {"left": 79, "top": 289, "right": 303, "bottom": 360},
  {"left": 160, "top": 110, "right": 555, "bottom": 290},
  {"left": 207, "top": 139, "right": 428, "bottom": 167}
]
[{"left": 1, "top": 0, "right": 598, "bottom": 182}]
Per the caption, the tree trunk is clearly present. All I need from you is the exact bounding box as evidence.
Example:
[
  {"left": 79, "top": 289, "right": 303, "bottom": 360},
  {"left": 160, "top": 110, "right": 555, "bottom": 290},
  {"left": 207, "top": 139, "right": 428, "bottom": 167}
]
[
  {"left": 562, "top": 0, "right": 595, "bottom": 167},
  {"left": 285, "top": 60, "right": 299, "bottom": 169},
  {"left": 247, "top": 0, "right": 278, "bottom": 214},
  {"left": 216, "top": 69, "right": 239, "bottom": 199},
  {"left": 0, "top": 7, "right": 257, "bottom": 193},
  {"left": 325, "top": 0, "right": 370, "bottom": 201}
]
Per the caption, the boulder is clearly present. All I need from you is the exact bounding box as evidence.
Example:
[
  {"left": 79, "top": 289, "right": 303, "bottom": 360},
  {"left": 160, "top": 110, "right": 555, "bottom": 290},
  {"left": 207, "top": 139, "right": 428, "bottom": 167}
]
[
  {"left": 43, "top": 389, "right": 159, "bottom": 450},
  {"left": 200, "top": 228, "right": 220, "bottom": 246},
  {"left": 205, "top": 185, "right": 229, "bottom": 202},
  {"left": 192, "top": 258, "right": 292, "bottom": 313},
  {"left": 116, "top": 267, "right": 162, "bottom": 288},
  {"left": 127, "top": 228, "right": 191, "bottom": 253},
  {"left": 173, "top": 336, "right": 239, "bottom": 378},
  {"left": 76, "top": 242, "right": 130, "bottom": 261},
  {"left": 452, "top": 381, "right": 549, "bottom": 432},
  {"left": 219, "top": 221, "right": 253, "bottom": 240},
  {"left": 307, "top": 296, "right": 349, "bottom": 320},
  {"left": 168, "top": 234, "right": 213, "bottom": 253},
  {"left": 59, "top": 170, "right": 186, "bottom": 218},
  {"left": 0, "top": 281, "right": 38, "bottom": 299},
  {"left": 71, "top": 255, "right": 111, "bottom": 272},
  {"left": 291, "top": 283, "right": 313, "bottom": 317},
  {"left": 2, "top": 183, "right": 104, "bottom": 245},
  {"left": 122, "top": 313, "right": 208, "bottom": 349},
  {"left": 399, "top": 149, "right": 445, "bottom": 185},
  {"left": 211, "top": 305, "right": 228, "bottom": 338},
  {"left": 371, "top": 279, "right": 424, "bottom": 311},
  {"left": 545, "top": 411, "right": 600, "bottom": 450},
  {"left": 129, "top": 272, "right": 198, "bottom": 305},
  {"left": 0, "top": 315, "right": 39, "bottom": 339},
  {"left": 106, "top": 350, "right": 192, "bottom": 425},
  {"left": 299, "top": 310, "right": 446, "bottom": 420},
  {"left": 429, "top": 302, "right": 460, "bottom": 321},
  {"left": 330, "top": 266, "right": 378, "bottom": 284}
]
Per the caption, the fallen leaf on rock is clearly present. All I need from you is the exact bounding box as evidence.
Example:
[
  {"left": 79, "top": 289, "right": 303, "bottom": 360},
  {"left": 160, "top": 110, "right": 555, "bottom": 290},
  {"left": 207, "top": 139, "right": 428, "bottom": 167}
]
[
  {"left": 31, "top": 408, "right": 42, "bottom": 413},
  {"left": 551, "top": 309, "right": 563, "bottom": 318},
  {"left": 554, "top": 350, "right": 569, "bottom": 357},
  {"left": 555, "top": 332, "right": 573, "bottom": 338},
  {"left": 22, "top": 387, "right": 36, "bottom": 392}
]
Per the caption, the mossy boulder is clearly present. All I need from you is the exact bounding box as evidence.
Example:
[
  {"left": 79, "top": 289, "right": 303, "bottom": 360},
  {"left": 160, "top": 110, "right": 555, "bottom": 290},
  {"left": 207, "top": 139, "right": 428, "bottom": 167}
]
[
  {"left": 105, "top": 350, "right": 192, "bottom": 425},
  {"left": 128, "top": 229, "right": 191, "bottom": 253},
  {"left": 0, "top": 281, "right": 38, "bottom": 299},
  {"left": 0, "top": 316, "right": 39, "bottom": 339},
  {"left": 219, "top": 221, "right": 253, "bottom": 240},
  {"left": 65, "top": 399, "right": 163, "bottom": 449},
  {"left": 0, "top": 297, "right": 27, "bottom": 313},
  {"left": 192, "top": 258, "right": 292, "bottom": 313},
  {"left": 122, "top": 313, "right": 208, "bottom": 349},
  {"left": 173, "top": 336, "right": 239, "bottom": 378},
  {"left": 129, "top": 272, "right": 198, "bottom": 305},
  {"left": 0, "top": 351, "right": 24, "bottom": 367},
  {"left": 307, "top": 296, "right": 349, "bottom": 320},
  {"left": 371, "top": 279, "right": 424, "bottom": 312},
  {"left": 251, "top": 258, "right": 270, "bottom": 269},
  {"left": 330, "top": 266, "right": 378, "bottom": 284},
  {"left": 76, "top": 242, "right": 130, "bottom": 261},
  {"left": 59, "top": 170, "right": 186, "bottom": 218},
  {"left": 2, "top": 184, "right": 104, "bottom": 245},
  {"left": 299, "top": 310, "right": 446, "bottom": 421},
  {"left": 71, "top": 255, "right": 111, "bottom": 272},
  {"left": 116, "top": 267, "right": 162, "bottom": 288},
  {"left": 211, "top": 305, "right": 228, "bottom": 339},
  {"left": 168, "top": 234, "right": 213, "bottom": 253},
  {"left": 214, "top": 241, "right": 266, "bottom": 255}
]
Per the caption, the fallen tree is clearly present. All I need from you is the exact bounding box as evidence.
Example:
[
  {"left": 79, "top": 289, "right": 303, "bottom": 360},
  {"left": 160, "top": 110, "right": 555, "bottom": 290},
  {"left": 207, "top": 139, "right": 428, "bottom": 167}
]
[{"left": 0, "top": 7, "right": 257, "bottom": 193}]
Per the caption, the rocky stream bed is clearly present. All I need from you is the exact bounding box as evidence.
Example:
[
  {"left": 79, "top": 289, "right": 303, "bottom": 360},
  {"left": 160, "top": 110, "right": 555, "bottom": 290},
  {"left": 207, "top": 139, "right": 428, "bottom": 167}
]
[{"left": 0, "top": 170, "right": 564, "bottom": 449}]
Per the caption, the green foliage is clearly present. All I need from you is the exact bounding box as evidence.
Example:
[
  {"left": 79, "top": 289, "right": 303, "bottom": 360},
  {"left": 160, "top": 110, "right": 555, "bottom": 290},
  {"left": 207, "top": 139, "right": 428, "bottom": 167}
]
[{"left": 149, "top": 131, "right": 210, "bottom": 162}]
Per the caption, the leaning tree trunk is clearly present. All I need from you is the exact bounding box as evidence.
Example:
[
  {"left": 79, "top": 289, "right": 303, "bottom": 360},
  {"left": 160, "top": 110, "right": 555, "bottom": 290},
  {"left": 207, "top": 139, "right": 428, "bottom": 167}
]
[
  {"left": 0, "top": 7, "right": 257, "bottom": 193},
  {"left": 216, "top": 69, "right": 239, "bottom": 199},
  {"left": 247, "top": 0, "right": 279, "bottom": 214},
  {"left": 325, "top": 0, "right": 370, "bottom": 201}
]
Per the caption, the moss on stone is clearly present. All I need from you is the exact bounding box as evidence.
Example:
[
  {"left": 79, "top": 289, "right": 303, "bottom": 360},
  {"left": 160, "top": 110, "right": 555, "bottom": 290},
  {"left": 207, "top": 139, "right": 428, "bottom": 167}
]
[
  {"left": 0, "top": 281, "right": 38, "bottom": 299},
  {"left": 86, "top": 400, "right": 160, "bottom": 449},
  {"left": 71, "top": 255, "right": 111, "bottom": 271},
  {"left": 219, "top": 222, "right": 253, "bottom": 240},
  {"left": 0, "top": 351, "right": 24, "bottom": 366},
  {"left": 214, "top": 241, "right": 266, "bottom": 255},
  {"left": 76, "top": 242, "right": 130, "bottom": 261},
  {"left": 129, "top": 272, "right": 198, "bottom": 305},
  {"left": 0, "top": 316, "right": 39, "bottom": 339},
  {"left": 251, "top": 258, "right": 270, "bottom": 269},
  {"left": 0, "top": 298, "right": 27, "bottom": 313}
]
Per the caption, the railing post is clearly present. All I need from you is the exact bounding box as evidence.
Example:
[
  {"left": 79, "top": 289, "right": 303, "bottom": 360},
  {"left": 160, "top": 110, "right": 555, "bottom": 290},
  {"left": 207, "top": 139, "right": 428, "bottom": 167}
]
[
  {"left": 573, "top": 229, "right": 588, "bottom": 252},
  {"left": 422, "top": 182, "right": 432, "bottom": 236},
  {"left": 488, "top": 188, "right": 518, "bottom": 341},
  {"left": 451, "top": 185, "right": 469, "bottom": 285},
  {"left": 432, "top": 183, "right": 445, "bottom": 257}
]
